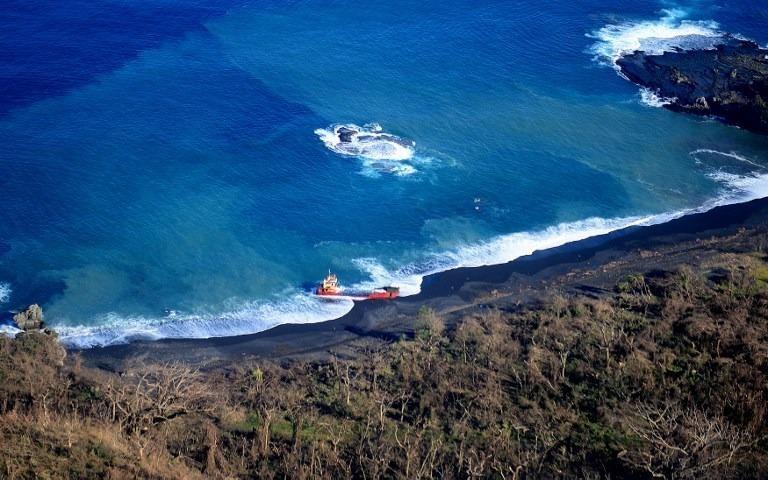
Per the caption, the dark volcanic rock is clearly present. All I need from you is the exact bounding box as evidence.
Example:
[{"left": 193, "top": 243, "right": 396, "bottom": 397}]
[
  {"left": 337, "top": 126, "right": 357, "bottom": 143},
  {"left": 616, "top": 39, "right": 768, "bottom": 134}
]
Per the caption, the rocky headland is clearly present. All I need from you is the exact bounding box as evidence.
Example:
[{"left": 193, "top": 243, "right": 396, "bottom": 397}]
[{"left": 617, "top": 39, "right": 768, "bottom": 134}]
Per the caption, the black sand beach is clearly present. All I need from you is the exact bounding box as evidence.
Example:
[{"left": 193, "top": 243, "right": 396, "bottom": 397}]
[{"left": 80, "top": 196, "right": 768, "bottom": 370}]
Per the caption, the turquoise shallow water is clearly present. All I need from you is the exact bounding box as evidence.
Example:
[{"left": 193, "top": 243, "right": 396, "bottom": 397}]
[{"left": 1, "top": 0, "right": 768, "bottom": 346}]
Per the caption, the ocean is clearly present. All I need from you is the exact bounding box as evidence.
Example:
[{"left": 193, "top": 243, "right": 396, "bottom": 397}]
[{"left": 1, "top": 0, "right": 767, "bottom": 346}]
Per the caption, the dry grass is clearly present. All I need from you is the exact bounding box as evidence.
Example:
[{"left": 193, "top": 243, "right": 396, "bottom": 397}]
[{"left": 2, "top": 234, "right": 768, "bottom": 478}]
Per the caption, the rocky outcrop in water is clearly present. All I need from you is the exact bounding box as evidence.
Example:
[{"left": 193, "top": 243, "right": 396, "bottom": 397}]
[
  {"left": 13, "top": 304, "right": 44, "bottom": 330},
  {"left": 616, "top": 39, "right": 768, "bottom": 135},
  {"left": 337, "top": 126, "right": 357, "bottom": 143}
]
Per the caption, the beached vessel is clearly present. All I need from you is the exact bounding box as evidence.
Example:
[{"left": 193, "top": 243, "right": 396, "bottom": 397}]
[
  {"left": 315, "top": 272, "right": 400, "bottom": 300},
  {"left": 315, "top": 272, "right": 342, "bottom": 296}
]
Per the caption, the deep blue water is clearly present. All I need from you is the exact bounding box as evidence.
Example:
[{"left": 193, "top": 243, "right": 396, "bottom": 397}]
[{"left": 1, "top": 0, "right": 768, "bottom": 346}]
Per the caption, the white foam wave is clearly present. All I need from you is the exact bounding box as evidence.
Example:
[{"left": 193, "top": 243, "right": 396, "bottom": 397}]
[
  {"left": 348, "top": 216, "right": 658, "bottom": 297},
  {"left": 588, "top": 8, "right": 724, "bottom": 67},
  {"left": 0, "top": 282, "right": 10, "bottom": 304},
  {"left": 358, "top": 160, "right": 418, "bottom": 178},
  {"left": 55, "top": 292, "right": 353, "bottom": 348},
  {"left": 55, "top": 151, "right": 768, "bottom": 349},
  {"left": 1, "top": 283, "right": 20, "bottom": 338},
  {"left": 352, "top": 257, "right": 428, "bottom": 297},
  {"left": 707, "top": 171, "right": 768, "bottom": 201},
  {"left": 315, "top": 123, "right": 415, "bottom": 161},
  {"left": 690, "top": 149, "right": 766, "bottom": 170},
  {"left": 348, "top": 165, "right": 768, "bottom": 298},
  {"left": 0, "top": 324, "right": 21, "bottom": 338},
  {"left": 639, "top": 87, "right": 677, "bottom": 107}
]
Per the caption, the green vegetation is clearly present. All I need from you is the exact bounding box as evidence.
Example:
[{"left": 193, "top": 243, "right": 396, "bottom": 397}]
[{"left": 1, "top": 246, "right": 768, "bottom": 478}]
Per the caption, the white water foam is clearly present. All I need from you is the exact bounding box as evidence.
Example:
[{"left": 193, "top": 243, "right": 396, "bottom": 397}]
[
  {"left": 315, "top": 123, "right": 415, "bottom": 161},
  {"left": 588, "top": 8, "right": 724, "bottom": 67},
  {"left": 55, "top": 151, "right": 768, "bottom": 349},
  {"left": 315, "top": 123, "right": 419, "bottom": 176},
  {"left": 588, "top": 9, "right": 730, "bottom": 108},
  {"left": 639, "top": 87, "right": 677, "bottom": 108},
  {"left": 707, "top": 171, "right": 768, "bottom": 201},
  {"left": 55, "top": 215, "right": 659, "bottom": 348},
  {"left": 0, "top": 283, "right": 21, "bottom": 338},
  {"left": 690, "top": 149, "right": 766, "bottom": 171},
  {"left": 358, "top": 161, "right": 418, "bottom": 178},
  {"left": 0, "top": 324, "right": 21, "bottom": 338},
  {"left": 56, "top": 292, "right": 353, "bottom": 348},
  {"left": 347, "top": 163, "right": 768, "bottom": 300},
  {"left": 349, "top": 216, "right": 659, "bottom": 298},
  {"left": 352, "top": 257, "right": 428, "bottom": 297}
]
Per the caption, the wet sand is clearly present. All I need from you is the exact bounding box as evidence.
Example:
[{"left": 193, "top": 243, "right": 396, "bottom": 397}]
[{"left": 80, "top": 196, "right": 768, "bottom": 370}]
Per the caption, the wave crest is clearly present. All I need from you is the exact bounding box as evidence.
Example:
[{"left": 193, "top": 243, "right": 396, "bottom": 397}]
[
  {"left": 350, "top": 156, "right": 768, "bottom": 303},
  {"left": 315, "top": 123, "right": 415, "bottom": 161},
  {"left": 349, "top": 216, "right": 658, "bottom": 298},
  {"left": 54, "top": 149, "right": 768, "bottom": 349},
  {"left": 588, "top": 8, "right": 724, "bottom": 67},
  {"left": 55, "top": 292, "right": 353, "bottom": 348},
  {"left": 639, "top": 87, "right": 677, "bottom": 107}
]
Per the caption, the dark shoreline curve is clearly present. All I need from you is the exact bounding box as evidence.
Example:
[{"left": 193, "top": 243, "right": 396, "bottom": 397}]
[{"left": 79, "top": 196, "right": 768, "bottom": 370}]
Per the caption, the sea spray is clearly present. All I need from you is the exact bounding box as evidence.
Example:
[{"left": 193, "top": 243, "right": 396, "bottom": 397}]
[
  {"left": 638, "top": 87, "right": 677, "bottom": 108},
  {"left": 348, "top": 166, "right": 768, "bottom": 305},
  {"left": 55, "top": 164, "right": 768, "bottom": 349},
  {"left": 315, "top": 123, "right": 419, "bottom": 176},
  {"left": 690, "top": 149, "right": 767, "bottom": 171},
  {"left": 56, "top": 291, "right": 354, "bottom": 348},
  {"left": 588, "top": 8, "right": 724, "bottom": 67},
  {"left": 6, "top": 0, "right": 768, "bottom": 350},
  {"left": 315, "top": 123, "right": 415, "bottom": 161}
]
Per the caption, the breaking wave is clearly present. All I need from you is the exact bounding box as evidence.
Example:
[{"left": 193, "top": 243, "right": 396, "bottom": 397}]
[
  {"left": 56, "top": 292, "right": 353, "bottom": 348},
  {"left": 639, "top": 87, "right": 677, "bottom": 108},
  {"left": 350, "top": 215, "right": 657, "bottom": 297},
  {"left": 691, "top": 149, "right": 767, "bottom": 171},
  {"left": 55, "top": 215, "right": 662, "bottom": 348},
  {"left": 587, "top": 8, "right": 739, "bottom": 108},
  {"left": 59, "top": 165, "right": 768, "bottom": 348},
  {"left": 0, "top": 324, "right": 21, "bottom": 337},
  {"left": 588, "top": 8, "right": 724, "bottom": 67},
  {"left": 0, "top": 283, "right": 22, "bottom": 338},
  {"left": 56, "top": 150, "right": 768, "bottom": 349},
  {"left": 315, "top": 123, "right": 420, "bottom": 176},
  {"left": 349, "top": 158, "right": 768, "bottom": 303},
  {"left": 707, "top": 171, "right": 768, "bottom": 199},
  {"left": 315, "top": 123, "right": 415, "bottom": 161},
  {"left": 358, "top": 161, "right": 418, "bottom": 178},
  {"left": 698, "top": 148, "right": 768, "bottom": 201}
]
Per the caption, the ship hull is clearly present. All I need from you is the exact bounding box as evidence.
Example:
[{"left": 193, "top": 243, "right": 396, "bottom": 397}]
[
  {"left": 365, "top": 291, "right": 399, "bottom": 300},
  {"left": 314, "top": 289, "right": 399, "bottom": 300}
]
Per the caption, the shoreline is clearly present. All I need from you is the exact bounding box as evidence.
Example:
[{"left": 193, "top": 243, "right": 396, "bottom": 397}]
[{"left": 79, "top": 195, "right": 768, "bottom": 370}]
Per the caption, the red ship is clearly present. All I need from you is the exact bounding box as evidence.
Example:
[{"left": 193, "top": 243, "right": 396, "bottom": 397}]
[{"left": 315, "top": 272, "right": 399, "bottom": 300}]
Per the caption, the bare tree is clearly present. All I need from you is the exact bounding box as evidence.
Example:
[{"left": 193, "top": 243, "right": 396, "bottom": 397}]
[{"left": 620, "top": 402, "right": 759, "bottom": 478}]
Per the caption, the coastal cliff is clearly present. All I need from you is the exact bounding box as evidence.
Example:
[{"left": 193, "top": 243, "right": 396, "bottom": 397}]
[{"left": 617, "top": 39, "right": 768, "bottom": 134}]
